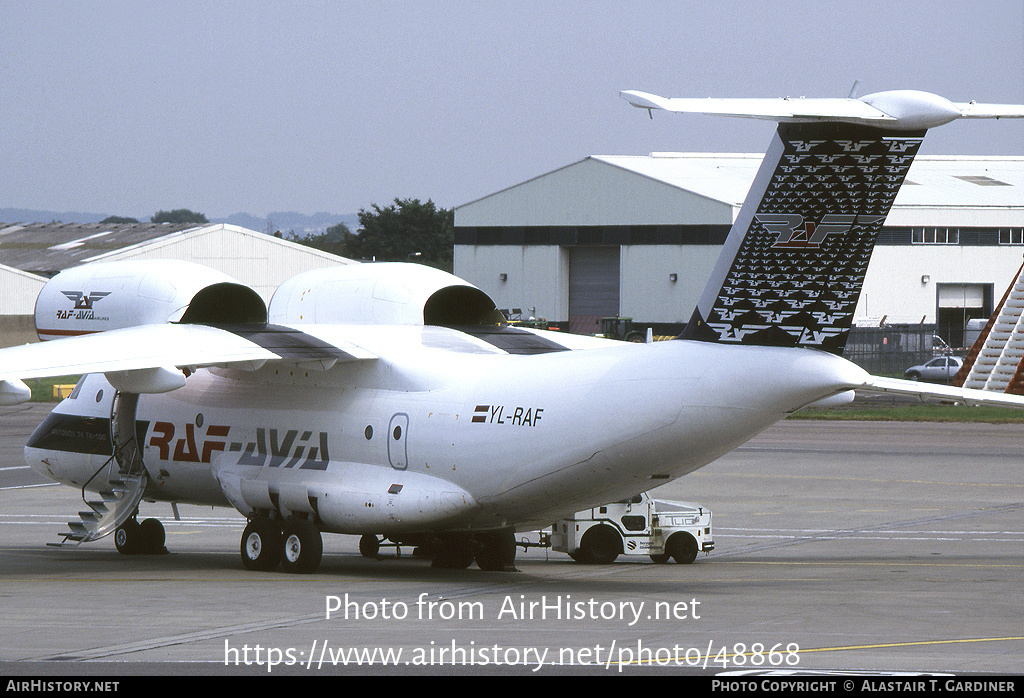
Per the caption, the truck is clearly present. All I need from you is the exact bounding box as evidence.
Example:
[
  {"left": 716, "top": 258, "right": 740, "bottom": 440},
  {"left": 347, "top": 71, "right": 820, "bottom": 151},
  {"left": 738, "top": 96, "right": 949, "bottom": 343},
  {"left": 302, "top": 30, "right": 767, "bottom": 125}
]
[{"left": 546, "top": 492, "right": 713, "bottom": 564}]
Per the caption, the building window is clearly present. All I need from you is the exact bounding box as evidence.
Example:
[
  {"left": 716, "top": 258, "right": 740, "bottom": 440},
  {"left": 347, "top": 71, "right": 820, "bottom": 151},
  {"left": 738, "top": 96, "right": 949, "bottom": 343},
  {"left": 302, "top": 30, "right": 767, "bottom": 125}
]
[
  {"left": 998, "top": 228, "right": 1024, "bottom": 245},
  {"left": 911, "top": 227, "right": 959, "bottom": 244}
]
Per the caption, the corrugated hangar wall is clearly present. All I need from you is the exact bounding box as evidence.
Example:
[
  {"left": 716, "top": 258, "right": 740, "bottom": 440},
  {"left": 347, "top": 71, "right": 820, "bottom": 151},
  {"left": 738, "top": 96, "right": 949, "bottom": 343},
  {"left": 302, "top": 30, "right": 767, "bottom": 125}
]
[
  {"left": 0, "top": 263, "right": 46, "bottom": 347},
  {"left": 454, "top": 156, "right": 739, "bottom": 327}
]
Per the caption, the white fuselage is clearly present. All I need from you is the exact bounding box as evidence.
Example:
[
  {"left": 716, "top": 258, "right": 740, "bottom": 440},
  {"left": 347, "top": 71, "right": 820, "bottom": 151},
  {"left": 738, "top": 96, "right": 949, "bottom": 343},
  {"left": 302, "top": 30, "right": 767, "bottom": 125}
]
[{"left": 25, "top": 327, "right": 869, "bottom": 535}]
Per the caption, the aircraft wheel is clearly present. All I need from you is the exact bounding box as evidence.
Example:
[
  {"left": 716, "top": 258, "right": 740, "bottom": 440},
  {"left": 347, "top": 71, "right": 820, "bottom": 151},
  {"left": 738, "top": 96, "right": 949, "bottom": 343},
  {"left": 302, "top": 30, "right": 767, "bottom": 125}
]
[
  {"left": 431, "top": 534, "right": 475, "bottom": 569},
  {"left": 139, "top": 518, "right": 166, "bottom": 554},
  {"left": 667, "top": 532, "right": 699, "bottom": 564},
  {"left": 114, "top": 518, "right": 141, "bottom": 555},
  {"left": 359, "top": 534, "right": 380, "bottom": 558},
  {"left": 281, "top": 520, "right": 323, "bottom": 574},
  {"left": 241, "top": 516, "right": 282, "bottom": 571},
  {"left": 474, "top": 530, "right": 517, "bottom": 571},
  {"left": 578, "top": 525, "right": 621, "bottom": 564}
]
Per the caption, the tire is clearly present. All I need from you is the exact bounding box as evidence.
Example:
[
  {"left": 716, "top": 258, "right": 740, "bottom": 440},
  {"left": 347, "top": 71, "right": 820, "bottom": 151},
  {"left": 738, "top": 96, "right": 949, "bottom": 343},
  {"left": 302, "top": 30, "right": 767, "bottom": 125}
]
[
  {"left": 138, "top": 518, "right": 166, "bottom": 554},
  {"left": 474, "top": 530, "right": 517, "bottom": 571},
  {"left": 240, "top": 517, "right": 282, "bottom": 571},
  {"left": 359, "top": 534, "right": 381, "bottom": 558},
  {"left": 280, "top": 520, "right": 323, "bottom": 574},
  {"left": 431, "top": 533, "right": 475, "bottom": 569},
  {"left": 577, "top": 525, "right": 622, "bottom": 564},
  {"left": 114, "top": 518, "right": 141, "bottom": 555},
  {"left": 649, "top": 553, "right": 671, "bottom": 564},
  {"left": 906, "top": 371, "right": 921, "bottom": 381},
  {"left": 667, "top": 532, "right": 699, "bottom": 564}
]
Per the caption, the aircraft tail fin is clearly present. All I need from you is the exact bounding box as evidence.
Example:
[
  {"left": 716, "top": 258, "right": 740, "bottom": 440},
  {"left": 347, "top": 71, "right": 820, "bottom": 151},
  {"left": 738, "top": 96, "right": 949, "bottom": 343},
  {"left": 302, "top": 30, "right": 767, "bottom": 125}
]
[
  {"left": 621, "top": 90, "right": 1024, "bottom": 355},
  {"left": 680, "top": 120, "right": 924, "bottom": 354}
]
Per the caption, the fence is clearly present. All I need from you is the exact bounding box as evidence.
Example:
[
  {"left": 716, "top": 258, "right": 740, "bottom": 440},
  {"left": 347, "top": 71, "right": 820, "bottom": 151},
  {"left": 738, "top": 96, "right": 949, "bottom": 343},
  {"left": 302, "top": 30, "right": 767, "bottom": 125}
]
[{"left": 845, "top": 324, "right": 938, "bottom": 375}]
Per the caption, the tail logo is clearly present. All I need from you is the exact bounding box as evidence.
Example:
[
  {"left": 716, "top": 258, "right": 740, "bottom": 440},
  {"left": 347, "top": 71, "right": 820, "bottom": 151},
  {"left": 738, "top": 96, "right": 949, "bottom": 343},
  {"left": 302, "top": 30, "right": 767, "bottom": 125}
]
[
  {"left": 758, "top": 213, "right": 886, "bottom": 248},
  {"left": 695, "top": 124, "right": 926, "bottom": 353}
]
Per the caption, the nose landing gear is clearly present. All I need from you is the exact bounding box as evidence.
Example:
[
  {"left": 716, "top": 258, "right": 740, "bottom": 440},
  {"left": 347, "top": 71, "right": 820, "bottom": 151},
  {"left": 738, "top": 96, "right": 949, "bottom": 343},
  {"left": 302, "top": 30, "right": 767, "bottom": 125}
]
[{"left": 113, "top": 514, "right": 167, "bottom": 555}]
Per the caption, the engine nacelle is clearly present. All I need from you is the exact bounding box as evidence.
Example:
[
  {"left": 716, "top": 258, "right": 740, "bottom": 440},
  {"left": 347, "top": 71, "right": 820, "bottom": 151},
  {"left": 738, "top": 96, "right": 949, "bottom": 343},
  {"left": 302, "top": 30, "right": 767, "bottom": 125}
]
[
  {"left": 268, "top": 262, "right": 503, "bottom": 326},
  {"left": 35, "top": 260, "right": 267, "bottom": 340}
]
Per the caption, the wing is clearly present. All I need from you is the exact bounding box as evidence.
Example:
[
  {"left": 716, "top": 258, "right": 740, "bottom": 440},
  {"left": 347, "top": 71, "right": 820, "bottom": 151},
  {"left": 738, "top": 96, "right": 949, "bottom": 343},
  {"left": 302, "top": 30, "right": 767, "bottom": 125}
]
[
  {"left": 0, "top": 323, "right": 376, "bottom": 404},
  {"left": 859, "top": 375, "right": 1024, "bottom": 409}
]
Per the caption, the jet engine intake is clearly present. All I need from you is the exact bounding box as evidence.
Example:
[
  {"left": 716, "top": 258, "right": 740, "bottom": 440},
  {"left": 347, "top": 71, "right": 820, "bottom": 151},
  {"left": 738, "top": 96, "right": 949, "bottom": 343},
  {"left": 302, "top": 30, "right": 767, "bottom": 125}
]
[
  {"left": 268, "top": 262, "right": 504, "bottom": 327},
  {"left": 35, "top": 260, "right": 267, "bottom": 340}
]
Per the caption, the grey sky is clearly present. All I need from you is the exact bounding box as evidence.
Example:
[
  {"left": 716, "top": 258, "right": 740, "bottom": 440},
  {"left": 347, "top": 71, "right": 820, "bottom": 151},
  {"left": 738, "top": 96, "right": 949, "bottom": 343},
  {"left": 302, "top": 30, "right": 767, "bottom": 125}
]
[{"left": 1, "top": 1, "right": 1021, "bottom": 220}]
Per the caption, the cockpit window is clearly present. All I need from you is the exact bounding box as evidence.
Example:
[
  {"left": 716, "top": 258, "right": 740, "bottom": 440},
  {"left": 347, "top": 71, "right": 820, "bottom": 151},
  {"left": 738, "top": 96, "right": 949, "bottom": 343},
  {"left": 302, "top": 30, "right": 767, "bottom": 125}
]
[{"left": 68, "top": 376, "right": 86, "bottom": 400}]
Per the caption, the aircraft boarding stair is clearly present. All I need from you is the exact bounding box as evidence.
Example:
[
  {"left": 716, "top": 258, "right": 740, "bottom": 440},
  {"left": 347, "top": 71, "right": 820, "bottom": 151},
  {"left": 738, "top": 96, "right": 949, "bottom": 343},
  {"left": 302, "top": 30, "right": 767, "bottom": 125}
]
[
  {"left": 49, "top": 391, "right": 148, "bottom": 547},
  {"left": 49, "top": 465, "right": 147, "bottom": 547},
  {"left": 954, "top": 259, "right": 1024, "bottom": 395}
]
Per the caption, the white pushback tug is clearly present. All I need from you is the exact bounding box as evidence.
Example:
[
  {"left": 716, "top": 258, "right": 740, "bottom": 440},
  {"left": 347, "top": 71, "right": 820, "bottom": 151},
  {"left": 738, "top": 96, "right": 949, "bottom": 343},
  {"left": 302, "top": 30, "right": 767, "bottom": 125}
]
[{"left": 548, "top": 492, "right": 713, "bottom": 565}]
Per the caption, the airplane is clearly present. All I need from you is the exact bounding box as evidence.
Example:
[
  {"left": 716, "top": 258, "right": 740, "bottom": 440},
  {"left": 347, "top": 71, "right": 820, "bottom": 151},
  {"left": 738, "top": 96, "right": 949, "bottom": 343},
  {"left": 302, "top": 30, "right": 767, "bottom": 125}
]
[{"left": 4, "top": 89, "right": 1024, "bottom": 574}]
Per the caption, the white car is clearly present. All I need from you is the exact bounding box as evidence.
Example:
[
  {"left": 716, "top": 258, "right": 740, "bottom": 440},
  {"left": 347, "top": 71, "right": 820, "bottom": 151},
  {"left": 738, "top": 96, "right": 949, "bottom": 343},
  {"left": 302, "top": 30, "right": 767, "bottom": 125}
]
[{"left": 904, "top": 356, "right": 964, "bottom": 383}]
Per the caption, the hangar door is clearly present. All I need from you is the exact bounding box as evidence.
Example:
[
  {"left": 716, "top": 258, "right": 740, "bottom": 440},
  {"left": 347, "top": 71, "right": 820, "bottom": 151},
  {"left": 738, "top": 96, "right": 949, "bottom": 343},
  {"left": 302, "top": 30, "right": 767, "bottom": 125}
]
[
  {"left": 568, "top": 246, "right": 620, "bottom": 335},
  {"left": 936, "top": 283, "right": 991, "bottom": 349}
]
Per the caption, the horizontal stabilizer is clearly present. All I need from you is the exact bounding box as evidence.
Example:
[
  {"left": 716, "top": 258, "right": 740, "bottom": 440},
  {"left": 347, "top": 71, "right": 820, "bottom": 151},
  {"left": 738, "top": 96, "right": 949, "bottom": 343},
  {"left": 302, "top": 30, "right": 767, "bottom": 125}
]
[
  {"left": 952, "top": 102, "right": 1024, "bottom": 119},
  {"left": 621, "top": 91, "right": 895, "bottom": 124},
  {"left": 621, "top": 89, "right": 1024, "bottom": 130}
]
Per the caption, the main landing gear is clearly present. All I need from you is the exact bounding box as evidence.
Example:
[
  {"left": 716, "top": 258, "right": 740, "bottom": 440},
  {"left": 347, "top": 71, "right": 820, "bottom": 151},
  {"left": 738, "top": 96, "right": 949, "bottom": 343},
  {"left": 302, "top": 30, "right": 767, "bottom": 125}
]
[
  {"left": 241, "top": 515, "right": 323, "bottom": 574},
  {"left": 359, "top": 530, "right": 518, "bottom": 571}
]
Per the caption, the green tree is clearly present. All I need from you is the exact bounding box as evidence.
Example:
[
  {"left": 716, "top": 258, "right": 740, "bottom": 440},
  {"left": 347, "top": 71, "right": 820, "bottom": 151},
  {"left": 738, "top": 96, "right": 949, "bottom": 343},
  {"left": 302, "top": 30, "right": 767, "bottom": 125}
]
[
  {"left": 347, "top": 198, "right": 454, "bottom": 271},
  {"left": 286, "top": 199, "right": 454, "bottom": 271},
  {"left": 151, "top": 209, "right": 208, "bottom": 225},
  {"left": 99, "top": 215, "right": 139, "bottom": 224},
  {"left": 285, "top": 223, "right": 352, "bottom": 257}
]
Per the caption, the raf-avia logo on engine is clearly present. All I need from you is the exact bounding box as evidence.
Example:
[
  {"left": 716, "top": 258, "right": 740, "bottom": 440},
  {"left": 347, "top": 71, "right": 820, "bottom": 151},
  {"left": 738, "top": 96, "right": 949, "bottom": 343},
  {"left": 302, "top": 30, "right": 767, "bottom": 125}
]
[{"left": 58, "top": 291, "right": 111, "bottom": 320}]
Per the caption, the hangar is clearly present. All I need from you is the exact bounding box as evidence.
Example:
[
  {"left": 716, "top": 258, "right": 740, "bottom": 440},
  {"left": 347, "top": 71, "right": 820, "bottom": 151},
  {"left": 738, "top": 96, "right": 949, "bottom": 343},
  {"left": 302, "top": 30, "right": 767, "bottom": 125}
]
[
  {"left": 0, "top": 221, "right": 353, "bottom": 347},
  {"left": 454, "top": 153, "right": 1024, "bottom": 357}
]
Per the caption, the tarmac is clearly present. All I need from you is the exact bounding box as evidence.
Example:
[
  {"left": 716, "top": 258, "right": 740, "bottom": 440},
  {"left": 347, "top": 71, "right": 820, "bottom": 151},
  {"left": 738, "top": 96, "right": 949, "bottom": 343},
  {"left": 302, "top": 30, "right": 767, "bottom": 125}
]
[{"left": 1, "top": 402, "right": 1022, "bottom": 676}]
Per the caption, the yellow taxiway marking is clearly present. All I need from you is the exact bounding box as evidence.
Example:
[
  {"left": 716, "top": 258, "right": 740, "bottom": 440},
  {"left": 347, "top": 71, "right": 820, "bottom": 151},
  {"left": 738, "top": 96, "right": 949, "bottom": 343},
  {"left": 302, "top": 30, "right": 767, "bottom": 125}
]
[
  {"left": 625, "top": 636, "right": 1024, "bottom": 669},
  {"left": 727, "top": 471, "right": 1024, "bottom": 489},
  {"left": 794, "top": 636, "right": 1024, "bottom": 655}
]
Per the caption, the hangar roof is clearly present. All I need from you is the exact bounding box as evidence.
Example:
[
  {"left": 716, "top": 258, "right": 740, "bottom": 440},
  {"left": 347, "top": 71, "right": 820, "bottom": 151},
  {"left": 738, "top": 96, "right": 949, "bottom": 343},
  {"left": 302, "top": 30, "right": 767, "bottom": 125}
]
[
  {"left": 456, "top": 154, "right": 1024, "bottom": 228},
  {"left": 0, "top": 221, "right": 200, "bottom": 276},
  {"left": 0, "top": 221, "right": 349, "bottom": 278},
  {"left": 591, "top": 154, "right": 1024, "bottom": 209}
]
